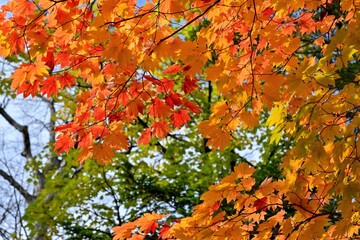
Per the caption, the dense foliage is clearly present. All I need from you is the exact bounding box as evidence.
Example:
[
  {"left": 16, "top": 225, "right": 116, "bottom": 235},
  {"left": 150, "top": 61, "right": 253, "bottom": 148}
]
[{"left": 0, "top": 0, "right": 359, "bottom": 239}]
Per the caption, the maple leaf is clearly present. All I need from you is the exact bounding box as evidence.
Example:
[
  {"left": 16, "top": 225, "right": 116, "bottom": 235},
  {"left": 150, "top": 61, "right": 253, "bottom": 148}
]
[
  {"left": 138, "top": 128, "right": 151, "bottom": 145},
  {"left": 8, "top": 31, "right": 25, "bottom": 54},
  {"left": 145, "top": 75, "right": 162, "bottom": 86},
  {"left": 262, "top": 7, "right": 275, "bottom": 18},
  {"left": 11, "top": 64, "right": 29, "bottom": 89},
  {"left": 12, "top": 0, "right": 36, "bottom": 16},
  {"left": 268, "top": 210, "right": 285, "bottom": 223},
  {"left": 165, "top": 93, "right": 182, "bottom": 108},
  {"left": 157, "top": 79, "right": 174, "bottom": 93},
  {"left": 17, "top": 80, "right": 40, "bottom": 98},
  {"left": 105, "top": 131, "right": 129, "bottom": 151},
  {"left": 135, "top": 212, "right": 165, "bottom": 235},
  {"left": 159, "top": 224, "right": 171, "bottom": 239},
  {"left": 152, "top": 121, "right": 170, "bottom": 139},
  {"left": 182, "top": 76, "right": 198, "bottom": 94},
  {"left": 205, "top": 129, "right": 232, "bottom": 151},
  {"left": 171, "top": 109, "right": 191, "bottom": 128},
  {"left": 90, "top": 125, "right": 107, "bottom": 138},
  {"left": 93, "top": 143, "right": 114, "bottom": 165},
  {"left": 54, "top": 134, "right": 74, "bottom": 154},
  {"left": 58, "top": 73, "right": 76, "bottom": 88},
  {"left": 126, "top": 99, "right": 145, "bottom": 119},
  {"left": 148, "top": 99, "right": 171, "bottom": 119},
  {"left": 113, "top": 222, "right": 136, "bottom": 240},
  {"left": 78, "top": 132, "right": 93, "bottom": 149},
  {"left": 183, "top": 99, "right": 201, "bottom": 114},
  {"left": 54, "top": 123, "right": 74, "bottom": 132},
  {"left": 42, "top": 51, "right": 55, "bottom": 71},
  {"left": 11, "top": 60, "right": 49, "bottom": 89},
  {"left": 209, "top": 201, "right": 221, "bottom": 214},
  {"left": 93, "top": 107, "right": 106, "bottom": 121},
  {"left": 41, "top": 76, "right": 59, "bottom": 97},
  {"left": 233, "top": 163, "right": 256, "bottom": 179},
  {"left": 164, "top": 64, "right": 181, "bottom": 74},
  {"left": 253, "top": 197, "right": 268, "bottom": 211}
]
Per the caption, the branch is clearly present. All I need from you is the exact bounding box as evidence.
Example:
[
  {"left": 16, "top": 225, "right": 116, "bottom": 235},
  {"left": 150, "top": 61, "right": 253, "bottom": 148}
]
[
  {"left": 0, "top": 106, "right": 46, "bottom": 198},
  {"left": 148, "top": 0, "right": 220, "bottom": 55},
  {"left": 0, "top": 169, "right": 35, "bottom": 203},
  {"left": 101, "top": 170, "right": 123, "bottom": 226},
  {"left": 0, "top": 107, "right": 32, "bottom": 160},
  {"left": 44, "top": 99, "right": 60, "bottom": 169}
]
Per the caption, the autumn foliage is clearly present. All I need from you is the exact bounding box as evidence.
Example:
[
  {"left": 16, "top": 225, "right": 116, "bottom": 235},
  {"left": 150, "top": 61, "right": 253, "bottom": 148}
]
[{"left": 1, "top": 0, "right": 360, "bottom": 239}]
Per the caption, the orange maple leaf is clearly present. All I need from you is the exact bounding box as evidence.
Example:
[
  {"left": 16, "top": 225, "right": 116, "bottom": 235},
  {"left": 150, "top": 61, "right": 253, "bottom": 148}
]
[
  {"left": 105, "top": 130, "right": 129, "bottom": 151},
  {"left": 93, "top": 143, "right": 114, "bottom": 165},
  {"left": 11, "top": 60, "right": 49, "bottom": 89},
  {"left": 135, "top": 212, "right": 165, "bottom": 234},
  {"left": 233, "top": 163, "right": 256, "bottom": 179},
  {"left": 205, "top": 129, "right": 232, "bottom": 151},
  {"left": 113, "top": 222, "right": 136, "bottom": 240}
]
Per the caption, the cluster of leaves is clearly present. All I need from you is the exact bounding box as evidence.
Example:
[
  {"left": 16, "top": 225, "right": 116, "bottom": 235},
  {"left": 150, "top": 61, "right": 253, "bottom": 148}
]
[{"left": 1, "top": 0, "right": 360, "bottom": 239}]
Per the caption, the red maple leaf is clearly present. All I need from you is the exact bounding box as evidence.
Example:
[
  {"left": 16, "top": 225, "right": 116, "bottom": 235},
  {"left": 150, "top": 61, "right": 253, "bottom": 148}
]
[
  {"left": 152, "top": 121, "right": 170, "bottom": 138},
  {"left": 159, "top": 224, "right": 171, "bottom": 239},
  {"left": 78, "top": 132, "right": 93, "bottom": 149},
  {"left": 54, "top": 134, "right": 74, "bottom": 153},
  {"left": 157, "top": 78, "right": 174, "bottom": 93},
  {"left": 182, "top": 76, "right": 198, "bottom": 94},
  {"left": 183, "top": 99, "right": 201, "bottom": 114},
  {"left": 254, "top": 197, "right": 268, "bottom": 211},
  {"left": 42, "top": 51, "right": 55, "bottom": 71},
  {"left": 17, "top": 80, "right": 40, "bottom": 98},
  {"left": 148, "top": 99, "right": 171, "bottom": 118},
  {"left": 138, "top": 128, "right": 151, "bottom": 145},
  {"left": 171, "top": 109, "right": 190, "bottom": 128},
  {"left": 41, "top": 76, "right": 59, "bottom": 97},
  {"left": 263, "top": 7, "right": 275, "bottom": 18},
  {"left": 165, "top": 93, "right": 182, "bottom": 108},
  {"left": 164, "top": 64, "right": 181, "bottom": 74},
  {"left": 58, "top": 72, "right": 76, "bottom": 88}
]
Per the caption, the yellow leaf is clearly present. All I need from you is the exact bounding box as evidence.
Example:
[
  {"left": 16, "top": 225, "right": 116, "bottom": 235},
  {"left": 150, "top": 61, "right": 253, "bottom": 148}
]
[
  {"left": 269, "top": 126, "right": 283, "bottom": 144},
  {"left": 266, "top": 103, "right": 286, "bottom": 127}
]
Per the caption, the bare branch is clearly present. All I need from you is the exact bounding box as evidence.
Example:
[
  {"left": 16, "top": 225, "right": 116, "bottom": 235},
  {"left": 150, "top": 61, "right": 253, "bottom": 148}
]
[
  {"left": 0, "top": 169, "right": 35, "bottom": 203},
  {"left": 0, "top": 107, "right": 32, "bottom": 160}
]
